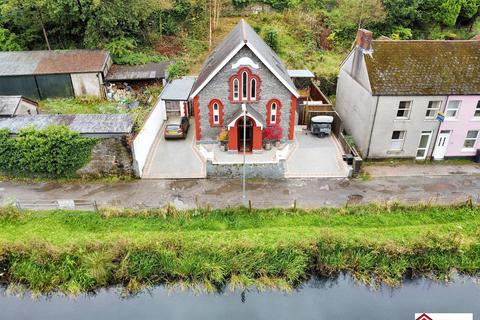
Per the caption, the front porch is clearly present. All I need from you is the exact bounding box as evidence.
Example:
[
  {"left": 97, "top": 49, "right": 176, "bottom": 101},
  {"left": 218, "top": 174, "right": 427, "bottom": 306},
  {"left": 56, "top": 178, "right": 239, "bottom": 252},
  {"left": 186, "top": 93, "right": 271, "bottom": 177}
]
[{"left": 198, "top": 142, "right": 292, "bottom": 165}]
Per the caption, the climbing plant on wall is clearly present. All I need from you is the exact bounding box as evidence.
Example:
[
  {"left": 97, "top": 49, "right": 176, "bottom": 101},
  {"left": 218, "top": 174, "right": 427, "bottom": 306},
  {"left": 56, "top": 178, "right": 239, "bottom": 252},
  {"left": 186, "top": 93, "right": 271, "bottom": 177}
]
[{"left": 0, "top": 126, "right": 96, "bottom": 177}]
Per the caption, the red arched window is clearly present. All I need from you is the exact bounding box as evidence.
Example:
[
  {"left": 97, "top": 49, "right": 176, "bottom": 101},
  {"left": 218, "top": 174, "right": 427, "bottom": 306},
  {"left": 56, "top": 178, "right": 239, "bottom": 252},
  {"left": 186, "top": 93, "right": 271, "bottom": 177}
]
[
  {"left": 229, "top": 67, "right": 260, "bottom": 103},
  {"left": 208, "top": 99, "right": 224, "bottom": 126},
  {"left": 266, "top": 99, "right": 282, "bottom": 126}
]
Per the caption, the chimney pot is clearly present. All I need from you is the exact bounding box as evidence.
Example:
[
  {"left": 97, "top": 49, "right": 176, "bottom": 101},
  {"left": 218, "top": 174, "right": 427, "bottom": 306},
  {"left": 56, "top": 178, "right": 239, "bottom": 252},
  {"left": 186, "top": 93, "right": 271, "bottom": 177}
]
[{"left": 356, "top": 29, "right": 373, "bottom": 52}]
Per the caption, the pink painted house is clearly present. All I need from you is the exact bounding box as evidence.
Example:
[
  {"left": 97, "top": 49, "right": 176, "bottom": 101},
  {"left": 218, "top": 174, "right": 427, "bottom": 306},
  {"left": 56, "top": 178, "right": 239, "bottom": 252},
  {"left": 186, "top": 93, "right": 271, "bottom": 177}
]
[{"left": 433, "top": 96, "right": 480, "bottom": 159}]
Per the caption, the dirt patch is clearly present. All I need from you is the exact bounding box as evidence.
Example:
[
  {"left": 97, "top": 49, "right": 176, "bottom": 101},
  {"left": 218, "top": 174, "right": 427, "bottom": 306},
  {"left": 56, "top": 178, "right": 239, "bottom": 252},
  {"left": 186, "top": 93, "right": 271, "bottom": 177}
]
[
  {"left": 169, "top": 179, "right": 199, "bottom": 190},
  {"left": 155, "top": 36, "right": 185, "bottom": 57},
  {"left": 347, "top": 194, "right": 363, "bottom": 205}
]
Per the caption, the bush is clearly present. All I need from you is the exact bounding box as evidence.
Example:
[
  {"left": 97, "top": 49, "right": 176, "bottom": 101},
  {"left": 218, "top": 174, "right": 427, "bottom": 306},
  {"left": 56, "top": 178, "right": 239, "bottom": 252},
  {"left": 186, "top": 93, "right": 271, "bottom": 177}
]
[
  {"left": 167, "top": 59, "right": 189, "bottom": 80},
  {"left": 264, "top": 27, "right": 279, "bottom": 52},
  {"left": 106, "top": 37, "right": 168, "bottom": 65},
  {"left": 0, "top": 126, "right": 96, "bottom": 178},
  {"left": 263, "top": 124, "right": 283, "bottom": 141}
]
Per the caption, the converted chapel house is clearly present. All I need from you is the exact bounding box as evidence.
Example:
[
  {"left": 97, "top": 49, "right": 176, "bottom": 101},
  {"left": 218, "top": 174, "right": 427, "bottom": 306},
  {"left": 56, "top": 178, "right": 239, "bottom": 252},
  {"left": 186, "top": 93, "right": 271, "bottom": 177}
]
[{"left": 190, "top": 19, "right": 299, "bottom": 152}]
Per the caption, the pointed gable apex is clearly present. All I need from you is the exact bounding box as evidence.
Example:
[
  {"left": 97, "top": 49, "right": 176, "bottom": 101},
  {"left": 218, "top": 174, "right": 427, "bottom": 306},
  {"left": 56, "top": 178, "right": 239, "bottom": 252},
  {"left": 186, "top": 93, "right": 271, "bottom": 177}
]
[{"left": 190, "top": 19, "right": 298, "bottom": 98}]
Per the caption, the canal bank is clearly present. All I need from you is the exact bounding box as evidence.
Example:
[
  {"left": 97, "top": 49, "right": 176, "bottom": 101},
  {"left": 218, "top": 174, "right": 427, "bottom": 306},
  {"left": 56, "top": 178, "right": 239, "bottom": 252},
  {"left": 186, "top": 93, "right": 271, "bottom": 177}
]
[{"left": 0, "top": 204, "right": 479, "bottom": 294}]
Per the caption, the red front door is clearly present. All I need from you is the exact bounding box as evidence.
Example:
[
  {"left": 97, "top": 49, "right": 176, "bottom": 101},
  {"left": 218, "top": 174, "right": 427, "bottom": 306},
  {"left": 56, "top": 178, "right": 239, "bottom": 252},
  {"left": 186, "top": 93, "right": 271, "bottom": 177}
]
[{"left": 237, "top": 117, "right": 253, "bottom": 152}]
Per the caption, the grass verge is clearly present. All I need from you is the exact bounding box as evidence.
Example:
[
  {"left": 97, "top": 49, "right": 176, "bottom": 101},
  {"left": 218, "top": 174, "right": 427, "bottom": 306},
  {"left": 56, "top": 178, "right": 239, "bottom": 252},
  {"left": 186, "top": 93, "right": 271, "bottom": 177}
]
[{"left": 0, "top": 204, "right": 479, "bottom": 294}]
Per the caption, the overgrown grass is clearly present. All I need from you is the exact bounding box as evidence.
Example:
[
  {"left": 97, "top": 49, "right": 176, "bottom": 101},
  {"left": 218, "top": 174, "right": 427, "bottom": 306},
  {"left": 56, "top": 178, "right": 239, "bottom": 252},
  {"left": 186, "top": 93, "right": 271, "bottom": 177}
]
[
  {"left": 0, "top": 204, "right": 479, "bottom": 294},
  {"left": 38, "top": 97, "right": 119, "bottom": 115}
]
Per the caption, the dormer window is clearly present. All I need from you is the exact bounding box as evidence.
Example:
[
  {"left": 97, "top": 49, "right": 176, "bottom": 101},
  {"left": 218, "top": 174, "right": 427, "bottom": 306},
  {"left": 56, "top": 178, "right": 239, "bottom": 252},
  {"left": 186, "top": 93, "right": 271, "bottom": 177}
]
[{"left": 229, "top": 67, "right": 260, "bottom": 103}]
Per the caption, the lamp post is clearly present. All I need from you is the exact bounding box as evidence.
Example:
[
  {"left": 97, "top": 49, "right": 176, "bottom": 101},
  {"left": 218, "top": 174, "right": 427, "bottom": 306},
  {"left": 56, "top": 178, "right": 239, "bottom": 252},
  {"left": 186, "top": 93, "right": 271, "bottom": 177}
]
[{"left": 242, "top": 103, "right": 246, "bottom": 201}]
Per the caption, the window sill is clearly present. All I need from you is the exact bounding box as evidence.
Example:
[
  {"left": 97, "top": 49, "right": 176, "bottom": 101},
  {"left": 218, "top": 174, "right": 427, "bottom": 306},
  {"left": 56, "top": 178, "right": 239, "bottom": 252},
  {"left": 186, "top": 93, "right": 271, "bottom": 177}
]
[
  {"left": 230, "top": 100, "right": 260, "bottom": 104},
  {"left": 444, "top": 118, "right": 458, "bottom": 122},
  {"left": 394, "top": 118, "right": 410, "bottom": 121},
  {"left": 470, "top": 118, "right": 480, "bottom": 122},
  {"left": 387, "top": 149, "right": 404, "bottom": 154},
  {"left": 461, "top": 148, "right": 476, "bottom": 153}
]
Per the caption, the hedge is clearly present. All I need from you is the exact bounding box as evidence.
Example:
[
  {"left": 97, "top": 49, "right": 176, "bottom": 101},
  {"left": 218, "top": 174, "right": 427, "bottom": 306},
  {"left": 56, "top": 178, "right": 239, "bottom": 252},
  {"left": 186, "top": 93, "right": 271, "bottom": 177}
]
[{"left": 0, "top": 125, "right": 96, "bottom": 178}]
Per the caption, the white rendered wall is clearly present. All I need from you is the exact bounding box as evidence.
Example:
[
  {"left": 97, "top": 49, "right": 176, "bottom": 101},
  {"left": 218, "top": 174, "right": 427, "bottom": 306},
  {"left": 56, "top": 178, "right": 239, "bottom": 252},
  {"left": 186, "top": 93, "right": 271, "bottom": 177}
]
[{"left": 132, "top": 97, "right": 167, "bottom": 176}]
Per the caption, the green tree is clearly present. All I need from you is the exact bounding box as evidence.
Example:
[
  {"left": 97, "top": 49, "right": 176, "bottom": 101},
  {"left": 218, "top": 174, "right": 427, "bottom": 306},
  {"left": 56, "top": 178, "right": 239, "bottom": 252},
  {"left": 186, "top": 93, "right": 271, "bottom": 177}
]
[
  {"left": 329, "top": 0, "right": 386, "bottom": 30},
  {"left": 0, "top": 27, "right": 22, "bottom": 50}
]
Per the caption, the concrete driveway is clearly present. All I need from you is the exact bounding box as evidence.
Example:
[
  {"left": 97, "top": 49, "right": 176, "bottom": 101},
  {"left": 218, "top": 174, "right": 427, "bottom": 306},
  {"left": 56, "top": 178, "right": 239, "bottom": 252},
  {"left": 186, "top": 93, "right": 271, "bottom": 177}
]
[
  {"left": 142, "top": 123, "right": 206, "bottom": 179},
  {"left": 285, "top": 131, "right": 349, "bottom": 178}
]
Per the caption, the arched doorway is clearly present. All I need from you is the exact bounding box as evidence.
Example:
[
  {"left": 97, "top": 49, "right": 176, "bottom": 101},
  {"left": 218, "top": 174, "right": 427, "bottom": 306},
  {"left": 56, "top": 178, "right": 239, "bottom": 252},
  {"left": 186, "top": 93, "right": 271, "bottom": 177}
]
[
  {"left": 237, "top": 116, "right": 254, "bottom": 152},
  {"left": 227, "top": 109, "right": 263, "bottom": 152}
]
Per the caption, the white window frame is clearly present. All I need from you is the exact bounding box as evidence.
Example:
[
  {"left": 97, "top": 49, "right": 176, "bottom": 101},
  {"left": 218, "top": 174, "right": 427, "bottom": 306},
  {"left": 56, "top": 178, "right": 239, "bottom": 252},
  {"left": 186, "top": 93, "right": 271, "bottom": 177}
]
[
  {"left": 463, "top": 130, "right": 479, "bottom": 150},
  {"left": 425, "top": 101, "right": 441, "bottom": 119},
  {"left": 241, "top": 71, "right": 248, "bottom": 100},
  {"left": 390, "top": 130, "right": 406, "bottom": 151},
  {"left": 396, "top": 101, "right": 412, "bottom": 119},
  {"left": 474, "top": 101, "right": 480, "bottom": 118},
  {"left": 445, "top": 100, "right": 461, "bottom": 119},
  {"left": 233, "top": 79, "right": 239, "bottom": 101},
  {"left": 250, "top": 78, "right": 256, "bottom": 100},
  {"left": 270, "top": 102, "right": 277, "bottom": 124},
  {"left": 213, "top": 102, "right": 220, "bottom": 125}
]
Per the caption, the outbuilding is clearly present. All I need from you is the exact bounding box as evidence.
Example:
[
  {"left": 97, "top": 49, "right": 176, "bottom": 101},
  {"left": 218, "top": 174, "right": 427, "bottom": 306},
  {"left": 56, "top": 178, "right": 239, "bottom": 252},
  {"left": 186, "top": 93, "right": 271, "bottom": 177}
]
[
  {"left": 0, "top": 96, "right": 38, "bottom": 117},
  {"left": 159, "top": 77, "right": 196, "bottom": 117},
  {"left": 0, "top": 50, "right": 112, "bottom": 100},
  {"left": 0, "top": 114, "right": 133, "bottom": 138},
  {"left": 105, "top": 62, "right": 170, "bottom": 86}
]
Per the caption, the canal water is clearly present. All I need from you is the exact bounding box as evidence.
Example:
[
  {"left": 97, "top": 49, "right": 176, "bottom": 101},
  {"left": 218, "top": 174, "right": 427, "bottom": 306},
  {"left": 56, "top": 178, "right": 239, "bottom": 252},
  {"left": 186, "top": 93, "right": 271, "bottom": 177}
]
[{"left": 0, "top": 275, "right": 478, "bottom": 320}]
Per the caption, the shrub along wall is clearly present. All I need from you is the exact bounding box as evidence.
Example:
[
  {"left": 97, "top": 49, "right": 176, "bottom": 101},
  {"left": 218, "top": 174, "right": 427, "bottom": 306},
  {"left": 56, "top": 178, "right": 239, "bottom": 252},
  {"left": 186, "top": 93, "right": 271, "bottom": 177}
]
[{"left": 0, "top": 126, "right": 96, "bottom": 178}]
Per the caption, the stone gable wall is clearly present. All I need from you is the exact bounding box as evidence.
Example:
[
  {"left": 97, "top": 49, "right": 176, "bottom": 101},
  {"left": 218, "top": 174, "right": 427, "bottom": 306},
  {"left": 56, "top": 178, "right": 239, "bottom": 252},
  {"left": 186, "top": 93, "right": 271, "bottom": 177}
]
[{"left": 197, "top": 46, "right": 293, "bottom": 143}]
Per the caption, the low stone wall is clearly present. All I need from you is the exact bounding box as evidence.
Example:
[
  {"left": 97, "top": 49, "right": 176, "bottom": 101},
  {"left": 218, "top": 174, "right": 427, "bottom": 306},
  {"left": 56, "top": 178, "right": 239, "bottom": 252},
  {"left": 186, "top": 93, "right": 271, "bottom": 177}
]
[
  {"left": 207, "top": 160, "right": 285, "bottom": 178},
  {"left": 77, "top": 137, "right": 133, "bottom": 177}
]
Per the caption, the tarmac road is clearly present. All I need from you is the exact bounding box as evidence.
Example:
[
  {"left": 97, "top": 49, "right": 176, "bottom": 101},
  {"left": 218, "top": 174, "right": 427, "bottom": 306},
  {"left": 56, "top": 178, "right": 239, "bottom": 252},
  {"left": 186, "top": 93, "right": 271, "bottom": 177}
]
[{"left": 1, "top": 175, "right": 479, "bottom": 209}]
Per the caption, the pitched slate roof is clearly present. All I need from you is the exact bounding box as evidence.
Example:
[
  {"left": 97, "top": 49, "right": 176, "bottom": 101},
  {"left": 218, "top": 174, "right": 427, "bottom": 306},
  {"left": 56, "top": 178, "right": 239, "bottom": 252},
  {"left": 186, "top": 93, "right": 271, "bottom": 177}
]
[
  {"left": 226, "top": 104, "right": 266, "bottom": 128},
  {"left": 364, "top": 40, "right": 480, "bottom": 95},
  {"left": 0, "top": 50, "right": 110, "bottom": 76},
  {"left": 105, "top": 62, "right": 170, "bottom": 81},
  {"left": 0, "top": 96, "right": 22, "bottom": 116},
  {"left": 0, "top": 114, "right": 133, "bottom": 135},
  {"left": 190, "top": 19, "right": 298, "bottom": 98}
]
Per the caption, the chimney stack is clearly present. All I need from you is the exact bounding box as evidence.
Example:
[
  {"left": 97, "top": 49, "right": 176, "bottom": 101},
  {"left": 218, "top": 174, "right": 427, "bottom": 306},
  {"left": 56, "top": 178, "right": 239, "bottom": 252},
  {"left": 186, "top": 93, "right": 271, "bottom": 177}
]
[{"left": 356, "top": 29, "right": 373, "bottom": 52}]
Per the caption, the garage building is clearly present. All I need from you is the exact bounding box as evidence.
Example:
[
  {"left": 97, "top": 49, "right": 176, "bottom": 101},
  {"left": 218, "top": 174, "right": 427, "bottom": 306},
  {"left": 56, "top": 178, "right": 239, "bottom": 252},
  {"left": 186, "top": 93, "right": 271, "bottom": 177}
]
[{"left": 0, "top": 50, "right": 112, "bottom": 100}]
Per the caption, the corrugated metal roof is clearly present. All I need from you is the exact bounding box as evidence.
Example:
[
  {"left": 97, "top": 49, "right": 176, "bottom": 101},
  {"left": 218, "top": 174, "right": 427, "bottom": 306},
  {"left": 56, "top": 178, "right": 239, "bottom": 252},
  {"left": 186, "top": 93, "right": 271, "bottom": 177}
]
[
  {"left": 160, "top": 78, "right": 196, "bottom": 101},
  {"left": 191, "top": 19, "right": 297, "bottom": 97},
  {"left": 0, "top": 114, "right": 133, "bottom": 135},
  {"left": 364, "top": 40, "right": 480, "bottom": 95},
  {"left": 287, "top": 69, "right": 314, "bottom": 78},
  {"left": 105, "top": 62, "right": 170, "bottom": 81},
  {"left": 0, "top": 50, "right": 109, "bottom": 76},
  {"left": 0, "top": 96, "right": 22, "bottom": 116}
]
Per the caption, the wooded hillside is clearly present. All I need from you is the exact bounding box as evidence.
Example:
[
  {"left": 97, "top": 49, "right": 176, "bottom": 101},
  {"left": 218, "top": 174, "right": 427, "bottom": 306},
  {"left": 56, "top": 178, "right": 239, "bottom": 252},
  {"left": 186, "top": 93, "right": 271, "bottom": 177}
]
[{"left": 1, "top": 0, "right": 478, "bottom": 93}]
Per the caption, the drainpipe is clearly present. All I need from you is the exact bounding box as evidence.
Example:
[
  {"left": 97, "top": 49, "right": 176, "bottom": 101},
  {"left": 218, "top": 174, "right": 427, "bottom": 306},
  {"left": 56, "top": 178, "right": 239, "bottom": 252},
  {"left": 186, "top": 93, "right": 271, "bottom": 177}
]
[
  {"left": 431, "top": 95, "right": 450, "bottom": 159},
  {"left": 366, "top": 96, "right": 380, "bottom": 159}
]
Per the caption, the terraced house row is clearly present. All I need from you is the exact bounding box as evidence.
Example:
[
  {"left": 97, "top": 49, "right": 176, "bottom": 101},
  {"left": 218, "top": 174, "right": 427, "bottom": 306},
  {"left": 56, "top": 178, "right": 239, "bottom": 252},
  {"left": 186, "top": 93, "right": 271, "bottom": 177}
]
[{"left": 336, "top": 29, "right": 480, "bottom": 161}]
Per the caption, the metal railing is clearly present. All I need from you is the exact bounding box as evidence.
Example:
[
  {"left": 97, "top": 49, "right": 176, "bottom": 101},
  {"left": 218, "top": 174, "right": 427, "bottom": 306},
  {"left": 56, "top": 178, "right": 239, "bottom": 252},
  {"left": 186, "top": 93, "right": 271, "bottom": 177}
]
[{"left": 15, "top": 200, "right": 98, "bottom": 212}]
